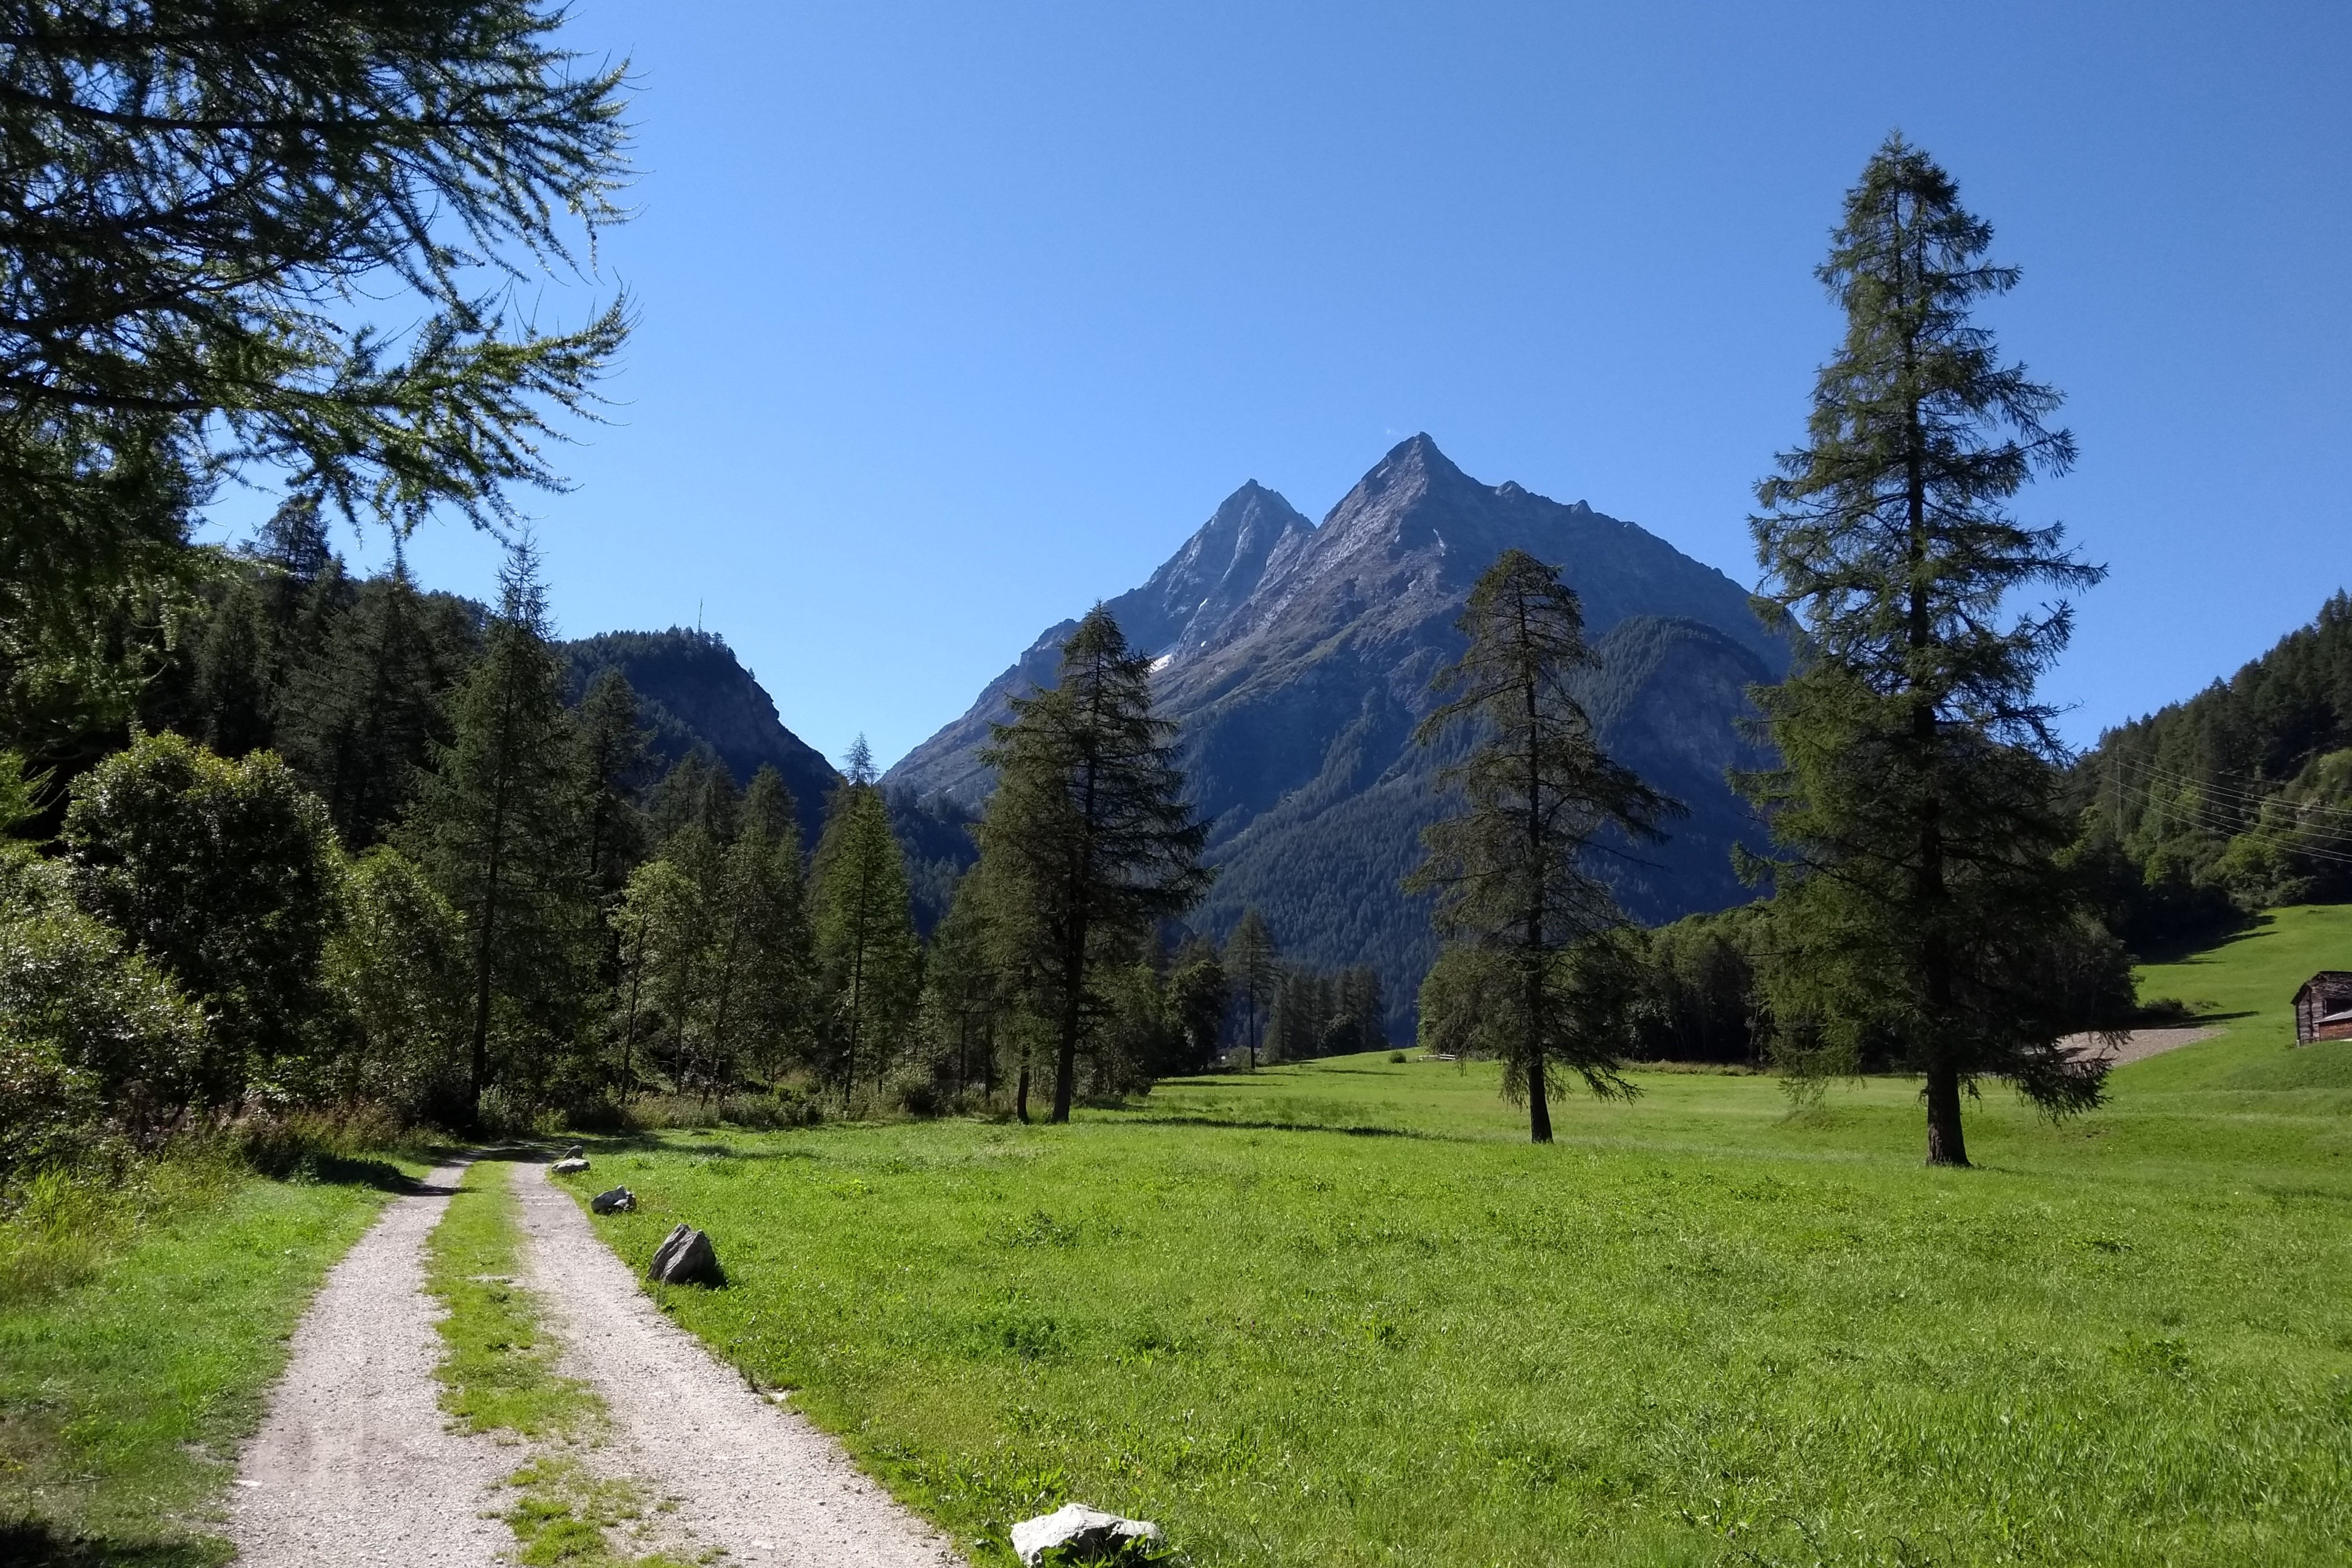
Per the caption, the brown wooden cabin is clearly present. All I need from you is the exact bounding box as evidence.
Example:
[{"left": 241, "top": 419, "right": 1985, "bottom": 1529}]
[{"left": 2292, "top": 972, "right": 2352, "bottom": 1044}]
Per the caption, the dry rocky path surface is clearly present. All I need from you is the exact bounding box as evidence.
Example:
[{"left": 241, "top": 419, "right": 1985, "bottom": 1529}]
[
  {"left": 2062, "top": 1024, "right": 2224, "bottom": 1069},
  {"left": 227, "top": 1160, "right": 511, "bottom": 1568},
  {"left": 512, "top": 1160, "right": 963, "bottom": 1567}
]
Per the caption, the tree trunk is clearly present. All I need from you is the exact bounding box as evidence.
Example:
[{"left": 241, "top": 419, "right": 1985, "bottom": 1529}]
[
  {"left": 1527, "top": 1051, "right": 1553, "bottom": 1143},
  {"left": 1015, "top": 1055, "right": 1030, "bottom": 1123},
  {"left": 1924, "top": 1060, "right": 1969, "bottom": 1167},
  {"left": 1052, "top": 941, "right": 1083, "bottom": 1123}
]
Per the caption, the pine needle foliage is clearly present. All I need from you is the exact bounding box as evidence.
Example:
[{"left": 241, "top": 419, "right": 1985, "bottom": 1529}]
[
  {"left": 0, "top": 0, "right": 636, "bottom": 650},
  {"left": 1742, "top": 134, "right": 2112, "bottom": 1167},
  {"left": 1407, "top": 549, "right": 1678, "bottom": 1142},
  {"left": 401, "top": 539, "right": 588, "bottom": 1118},
  {"left": 1222, "top": 907, "right": 1279, "bottom": 1070},
  {"left": 976, "top": 608, "right": 1211, "bottom": 1123},
  {"left": 810, "top": 777, "right": 917, "bottom": 1103}
]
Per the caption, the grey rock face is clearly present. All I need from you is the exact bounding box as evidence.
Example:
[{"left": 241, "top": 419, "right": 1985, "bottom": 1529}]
[
  {"left": 1009, "top": 1502, "right": 1164, "bottom": 1565},
  {"left": 646, "top": 1223, "right": 718, "bottom": 1285},
  {"left": 551, "top": 1157, "right": 590, "bottom": 1175},
  {"left": 591, "top": 1186, "right": 635, "bottom": 1214},
  {"left": 885, "top": 435, "right": 1786, "bottom": 1035}
]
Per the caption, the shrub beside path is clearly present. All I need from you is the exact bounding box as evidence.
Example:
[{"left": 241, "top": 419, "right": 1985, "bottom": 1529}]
[
  {"left": 228, "top": 1160, "right": 510, "bottom": 1568},
  {"left": 512, "top": 1161, "right": 961, "bottom": 1567}
]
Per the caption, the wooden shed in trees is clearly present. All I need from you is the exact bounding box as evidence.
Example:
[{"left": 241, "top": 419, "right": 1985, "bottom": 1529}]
[{"left": 2292, "top": 972, "right": 2352, "bottom": 1044}]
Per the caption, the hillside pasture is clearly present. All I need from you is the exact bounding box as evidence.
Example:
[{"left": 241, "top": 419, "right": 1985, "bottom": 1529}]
[{"left": 562, "top": 915, "right": 2352, "bottom": 1567}]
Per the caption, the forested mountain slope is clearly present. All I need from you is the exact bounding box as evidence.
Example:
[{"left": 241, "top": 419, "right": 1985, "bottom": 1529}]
[
  {"left": 2072, "top": 591, "right": 2352, "bottom": 926},
  {"left": 564, "top": 629, "right": 840, "bottom": 852},
  {"left": 888, "top": 435, "right": 1787, "bottom": 1032}
]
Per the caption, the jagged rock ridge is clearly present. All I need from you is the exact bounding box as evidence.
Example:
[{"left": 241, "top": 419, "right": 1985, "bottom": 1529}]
[{"left": 886, "top": 436, "right": 1787, "bottom": 1035}]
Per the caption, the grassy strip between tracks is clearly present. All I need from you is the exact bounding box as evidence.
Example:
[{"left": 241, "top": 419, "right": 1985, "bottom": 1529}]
[{"left": 423, "top": 1157, "right": 690, "bottom": 1568}]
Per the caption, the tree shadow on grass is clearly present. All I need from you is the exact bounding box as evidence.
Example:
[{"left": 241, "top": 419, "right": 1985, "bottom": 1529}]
[
  {"left": 1115, "top": 1113, "right": 1446, "bottom": 1141},
  {"left": 0, "top": 1518, "right": 229, "bottom": 1568}
]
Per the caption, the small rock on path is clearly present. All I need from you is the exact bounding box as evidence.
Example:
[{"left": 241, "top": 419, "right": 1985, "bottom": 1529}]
[
  {"left": 228, "top": 1160, "right": 512, "bottom": 1568},
  {"left": 513, "top": 1161, "right": 962, "bottom": 1566}
]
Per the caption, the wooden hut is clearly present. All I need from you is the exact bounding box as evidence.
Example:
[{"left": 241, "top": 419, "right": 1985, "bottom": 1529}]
[{"left": 2292, "top": 972, "right": 2352, "bottom": 1044}]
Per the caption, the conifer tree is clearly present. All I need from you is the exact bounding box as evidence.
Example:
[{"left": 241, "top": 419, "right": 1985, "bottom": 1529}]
[
  {"left": 920, "top": 867, "right": 1005, "bottom": 1099},
  {"left": 975, "top": 609, "right": 1211, "bottom": 1122},
  {"left": 1407, "top": 549, "right": 1678, "bottom": 1143},
  {"left": 1167, "top": 935, "right": 1229, "bottom": 1073},
  {"left": 1743, "top": 135, "right": 2109, "bottom": 1166},
  {"left": 576, "top": 669, "right": 654, "bottom": 901},
  {"left": 0, "top": 1, "right": 633, "bottom": 650},
  {"left": 810, "top": 753, "right": 917, "bottom": 1103},
  {"left": 403, "top": 541, "right": 588, "bottom": 1118},
  {"left": 1224, "top": 907, "right": 1279, "bottom": 1070},
  {"left": 700, "top": 766, "right": 810, "bottom": 1093},
  {"left": 278, "top": 562, "right": 476, "bottom": 846}
]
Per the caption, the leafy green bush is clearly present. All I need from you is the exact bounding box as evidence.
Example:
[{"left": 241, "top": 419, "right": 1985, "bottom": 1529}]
[
  {"left": 0, "top": 860, "right": 206, "bottom": 1167},
  {"left": 64, "top": 733, "right": 343, "bottom": 1103},
  {"left": 317, "top": 846, "right": 469, "bottom": 1120}
]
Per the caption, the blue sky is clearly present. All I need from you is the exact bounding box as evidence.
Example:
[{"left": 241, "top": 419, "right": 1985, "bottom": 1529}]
[{"left": 294, "top": 2, "right": 2349, "bottom": 771}]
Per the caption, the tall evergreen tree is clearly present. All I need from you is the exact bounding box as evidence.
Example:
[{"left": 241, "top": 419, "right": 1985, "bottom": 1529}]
[
  {"left": 0, "top": 1, "right": 632, "bottom": 655},
  {"left": 700, "top": 766, "right": 810, "bottom": 1093},
  {"left": 810, "top": 773, "right": 917, "bottom": 1102},
  {"left": 1167, "top": 935, "right": 1229, "bottom": 1074},
  {"left": 975, "top": 608, "right": 1211, "bottom": 1122},
  {"left": 1223, "top": 907, "right": 1280, "bottom": 1070},
  {"left": 1407, "top": 549, "right": 1677, "bottom": 1143},
  {"left": 1743, "top": 135, "right": 2111, "bottom": 1166},
  {"left": 575, "top": 669, "right": 654, "bottom": 899},
  {"left": 921, "top": 868, "right": 1006, "bottom": 1098},
  {"left": 402, "top": 541, "right": 588, "bottom": 1118},
  {"left": 278, "top": 562, "right": 477, "bottom": 846}
]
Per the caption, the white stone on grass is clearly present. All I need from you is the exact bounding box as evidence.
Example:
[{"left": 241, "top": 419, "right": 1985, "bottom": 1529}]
[{"left": 1011, "top": 1502, "right": 1164, "bottom": 1565}]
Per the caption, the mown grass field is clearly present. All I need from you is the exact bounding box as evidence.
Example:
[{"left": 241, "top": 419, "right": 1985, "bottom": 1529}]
[
  {"left": 0, "top": 1156, "right": 414, "bottom": 1566},
  {"left": 567, "top": 907, "right": 2352, "bottom": 1568}
]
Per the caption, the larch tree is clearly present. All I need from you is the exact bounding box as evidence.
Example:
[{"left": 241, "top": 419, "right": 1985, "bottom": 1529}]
[
  {"left": 702, "top": 765, "right": 810, "bottom": 1092},
  {"left": 401, "top": 540, "right": 588, "bottom": 1118},
  {"left": 1223, "top": 907, "right": 1279, "bottom": 1070},
  {"left": 1743, "top": 134, "right": 2111, "bottom": 1167},
  {"left": 974, "top": 608, "right": 1211, "bottom": 1123},
  {"left": 278, "top": 560, "right": 477, "bottom": 846},
  {"left": 1407, "top": 548, "right": 1678, "bottom": 1143},
  {"left": 0, "top": 0, "right": 633, "bottom": 652},
  {"left": 920, "top": 866, "right": 1007, "bottom": 1100},
  {"left": 810, "top": 746, "right": 917, "bottom": 1102}
]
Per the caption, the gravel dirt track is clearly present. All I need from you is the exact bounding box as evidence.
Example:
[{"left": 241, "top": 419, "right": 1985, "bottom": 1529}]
[
  {"left": 227, "top": 1160, "right": 511, "bottom": 1568},
  {"left": 513, "top": 1160, "right": 962, "bottom": 1567}
]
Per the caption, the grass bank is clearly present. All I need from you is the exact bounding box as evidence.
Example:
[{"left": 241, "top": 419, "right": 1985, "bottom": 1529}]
[
  {"left": 0, "top": 1149, "right": 414, "bottom": 1566},
  {"left": 563, "top": 918, "right": 2352, "bottom": 1568}
]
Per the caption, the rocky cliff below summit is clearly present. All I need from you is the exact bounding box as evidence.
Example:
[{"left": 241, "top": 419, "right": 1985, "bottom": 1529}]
[{"left": 887, "top": 435, "right": 1786, "bottom": 1034}]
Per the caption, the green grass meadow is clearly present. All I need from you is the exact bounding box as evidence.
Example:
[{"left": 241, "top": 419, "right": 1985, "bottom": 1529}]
[
  {"left": 0, "top": 1161, "right": 410, "bottom": 1566},
  {"left": 564, "top": 908, "right": 2352, "bottom": 1568}
]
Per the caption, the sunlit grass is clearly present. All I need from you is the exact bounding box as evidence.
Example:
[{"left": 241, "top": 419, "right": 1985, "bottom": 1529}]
[
  {"left": 566, "top": 948, "right": 2352, "bottom": 1566},
  {"left": 0, "top": 1164, "right": 406, "bottom": 1565}
]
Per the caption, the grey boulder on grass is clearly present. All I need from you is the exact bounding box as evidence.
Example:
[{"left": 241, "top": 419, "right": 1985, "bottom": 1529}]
[
  {"left": 551, "top": 1156, "right": 589, "bottom": 1175},
  {"left": 591, "top": 1186, "right": 635, "bottom": 1214},
  {"left": 646, "top": 1223, "right": 718, "bottom": 1285},
  {"left": 1011, "top": 1503, "right": 1165, "bottom": 1565}
]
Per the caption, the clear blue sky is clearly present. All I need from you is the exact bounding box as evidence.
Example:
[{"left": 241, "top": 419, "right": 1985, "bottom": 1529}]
[{"left": 314, "top": 1, "right": 2350, "bottom": 772}]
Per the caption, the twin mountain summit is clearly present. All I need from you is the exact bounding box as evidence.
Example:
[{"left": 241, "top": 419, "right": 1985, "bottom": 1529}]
[{"left": 576, "top": 435, "right": 1786, "bottom": 1037}]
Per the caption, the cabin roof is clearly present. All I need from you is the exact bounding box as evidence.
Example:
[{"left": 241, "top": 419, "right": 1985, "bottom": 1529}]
[{"left": 2294, "top": 971, "right": 2352, "bottom": 1002}]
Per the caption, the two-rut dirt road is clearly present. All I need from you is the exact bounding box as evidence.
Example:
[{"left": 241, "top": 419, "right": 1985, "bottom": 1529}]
[{"left": 228, "top": 1157, "right": 960, "bottom": 1567}]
